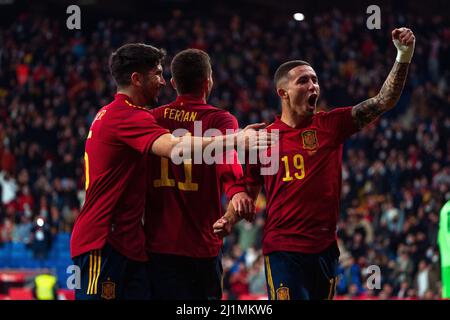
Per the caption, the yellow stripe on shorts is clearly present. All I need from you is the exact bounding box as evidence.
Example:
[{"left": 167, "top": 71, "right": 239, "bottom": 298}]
[
  {"left": 265, "top": 256, "right": 275, "bottom": 300},
  {"left": 93, "top": 250, "right": 101, "bottom": 294}
]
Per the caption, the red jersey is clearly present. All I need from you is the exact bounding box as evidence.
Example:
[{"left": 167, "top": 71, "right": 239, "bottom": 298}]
[
  {"left": 243, "top": 107, "right": 359, "bottom": 255},
  {"left": 145, "top": 95, "right": 245, "bottom": 258},
  {"left": 70, "top": 93, "right": 169, "bottom": 261}
]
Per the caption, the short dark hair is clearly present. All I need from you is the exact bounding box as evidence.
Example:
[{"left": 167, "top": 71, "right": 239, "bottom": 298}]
[
  {"left": 109, "top": 43, "right": 166, "bottom": 87},
  {"left": 274, "top": 60, "right": 311, "bottom": 88},
  {"left": 171, "top": 49, "right": 211, "bottom": 95}
]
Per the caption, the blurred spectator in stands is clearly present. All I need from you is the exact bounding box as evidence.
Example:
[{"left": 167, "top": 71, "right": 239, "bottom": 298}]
[
  {"left": 235, "top": 220, "right": 261, "bottom": 252},
  {"left": 337, "top": 253, "right": 363, "bottom": 295},
  {"left": 396, "top": 280, "right": 411, "bottom": 299},
  {"left": 233, "top": 209, "right": 264, "bottom": 254},
  {"left": 29, "top": 216, "right": 51, "bottom": 259},
  {"left": 406, "top": 287, "right": 419, "bottom": 300},
  {"left": 49, "top": 205, "right": 61, "bottom": 236},
  {"left": 346, "top": 283, "right": 362, "bottom": 299},
  {"left": 16, "top": 186, "right": 33, "bottom": 219},
  {"left": 414, "top": 259, "right": 439, "bottom": 298},
  {"left": 381, "top": 199, "right": 404, "bottom": 234},
  {"left": 349, "top": 232, "right": 367, "bottom": 261},
  {"left": 378, "top": 283, "right": 394, "bottom": 300},
  {"left": 396, "top": 246, "right": 414, "bottom": 286},
  {"left": 221, "top": 255, "right": 234, "bottom": 299},
  {"left": 0, "top": 171, "right": 18, "bottom": 206},
  {"left": 248, "top": 254, "right": 266, "bottom": 295},
  {"left": 1, "top": 146, "right": 16, "bottom": 175},
  {"left": 229, "top": 262, "right": 249, "bottom": 300},
  {"left": 0, "top": 217, "right": 14, "bottom": 244},
  {"left": 12, "top": 215, "right": 32, "bottom": 244}
]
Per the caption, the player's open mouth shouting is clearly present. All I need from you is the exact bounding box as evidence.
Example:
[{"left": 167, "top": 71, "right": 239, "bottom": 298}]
[{"left": 307, "top": 93, "right": 318, "bottom": 107}]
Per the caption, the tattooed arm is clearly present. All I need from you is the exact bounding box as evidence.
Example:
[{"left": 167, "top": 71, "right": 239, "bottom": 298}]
[
  {"left": 352, "top": 28, "right": 415, "bottom": 129},
  {"left": 352, "top": 61, "right": 410, "bottom": 128}
]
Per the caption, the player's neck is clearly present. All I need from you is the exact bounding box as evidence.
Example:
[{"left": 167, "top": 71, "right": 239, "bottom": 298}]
[
  {"left": 117, "top": 88, "right": 147, "bottom": 107},
  {"left": 177, "top": 93, "right": 207, "bottom": 104},
  {"left": 281, "top": 108, "right": 312, "bottom": 128}
]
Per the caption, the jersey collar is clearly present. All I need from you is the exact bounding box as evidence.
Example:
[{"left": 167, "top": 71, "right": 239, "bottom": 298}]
[
  {"left": 174, "top": 94, "right": 207, "bottom": 106},
  {"left": 274, "top": 115, "right": 313, "bottom": 130}
]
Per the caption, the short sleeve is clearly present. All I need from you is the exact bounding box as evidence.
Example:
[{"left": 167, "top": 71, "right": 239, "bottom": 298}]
[
  {"left": 211, "top": 111, "right": 246, "bottom": 199},
  {"left": 318, "top": 107, "right": 360, "bottom": 145},
  {"left": 240, "top": 162, "right": 264, "bottom": 186},
  {"left": 116, "top": 110, "right": 169, "bottom": 154}
]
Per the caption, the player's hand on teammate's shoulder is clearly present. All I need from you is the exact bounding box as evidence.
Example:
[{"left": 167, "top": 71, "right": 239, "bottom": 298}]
[{"left": 238, "top": 122, "right": 279, "bottom": 150}]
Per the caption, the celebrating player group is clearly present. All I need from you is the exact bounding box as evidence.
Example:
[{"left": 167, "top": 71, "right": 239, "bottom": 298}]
[{"left": 70, "top": 27, "right": 416, "bottom": 300}]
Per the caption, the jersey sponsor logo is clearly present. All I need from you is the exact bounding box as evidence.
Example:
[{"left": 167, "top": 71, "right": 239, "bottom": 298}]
[
  {"left": 276, "top": 285, "right": 290, "bottom": 300},
  {"left": 101, "top": 279, "right": 116, "bottom": 300},
  {"left": 301, "top": 130, "right": 319, "bottom": 150}
]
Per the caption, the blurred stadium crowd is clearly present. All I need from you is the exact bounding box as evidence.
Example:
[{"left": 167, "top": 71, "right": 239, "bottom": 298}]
[{"left": 0, "top": 7, "right": 449, "bottom": 299}]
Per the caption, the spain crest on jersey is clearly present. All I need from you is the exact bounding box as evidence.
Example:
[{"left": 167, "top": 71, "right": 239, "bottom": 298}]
[
  {"left": 101, "top": 280, "right": 116, "bottom": 300},
  {"left": 276, "top": 286, "right": 290, "bottom": 300},
  {"left": 301, "top": 130, "right": 319, "bottom": 150}
]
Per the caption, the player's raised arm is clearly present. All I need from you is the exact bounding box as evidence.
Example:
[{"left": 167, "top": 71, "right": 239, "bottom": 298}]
[
  {"left": 151, "top": 122, "right": 277, "bottom": 159},
  {"left": 351, "top": 27, "right": 415, "bottom": 129}
]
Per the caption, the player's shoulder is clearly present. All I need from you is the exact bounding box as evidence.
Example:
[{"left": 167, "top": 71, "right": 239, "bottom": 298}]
[
  {"left": 202, "top": 104, "right": 238, "bottom": 125},
  {"left": 150, "top": 103, "right": 171, "bottom": 119},
  {"left": 265, "top": 121, "right": 278, "bottom": 130},
  {"left": 152, "top": 102, "right": 172, "bottom": 112},
  {"left": 106, "top": 97, "right": 151, "bottom": 113},
  {"left": 313, "top": 106, "right": 353, "bottom": 121},
  {"left": 204, "top": 104, "right": 236, "bottom": 118},
  {"left": 107, "top": 98, "right": 155, "bottom": 125},
  {"left": 315, "top": 106, "right": 353, "bottom": 116}
]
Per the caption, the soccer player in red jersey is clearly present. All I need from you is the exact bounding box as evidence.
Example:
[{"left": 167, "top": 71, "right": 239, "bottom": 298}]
[
  {"left": 70, "top": 44, "right": 272, "bottom": 300},
  {"left": 214, "top": 28, "right": 416, "bottom": 300},
  {"left": 145, "top": 49, "right": 255, "bottom": 300}
]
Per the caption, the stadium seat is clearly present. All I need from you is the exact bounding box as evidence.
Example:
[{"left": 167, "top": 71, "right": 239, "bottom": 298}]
[
  {"left": 0, "top": 248, "right": 9, "bottom": 255},
  {"left": 56, "top": 240, "right": 69, "bottom": 247},
  {"left": 3, "top": 243, "right": 13, "bottom": 250},
  {"left": 11, "top": 249, "right": 33, "bottom": 259},
  {"left": 0, "top": 258, "right": 9, "bottom": 268},
  {"left": 57, "top": 250, "right": 71, "bottom": 260},
  {"left": 57, "top": 269, "right": 69, "bottom": 288},
  {"left": 48, "top": 249, "right": 58, "bottom": 260},
  {"left": 11, "top": 242, "right": 26, "bottom": 251},
  {"left": 39, "top": 258, "right": 59, "bottom": 269},
  {"left": 55, "top": 233, "right": 71, "bottom": 243},
  {"left": 21, "top": 259, "right": 41, "bottom": 268}
]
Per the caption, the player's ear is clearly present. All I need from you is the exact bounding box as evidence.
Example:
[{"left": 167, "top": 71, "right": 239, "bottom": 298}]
[
  {"left": 203, "top": 77, "right": 213, "bottom": 93},
  {"left": 170, "top": 78, "right": 177, "bottom": 90},
  {"left": 130, "top": 72, "right": 142, "bottom": 87},
  {"left": 277, "top": 88, "right": 288, "bottom": 99},
  {"left": 207, "top": 74, "right": 213, "bottom": 89}
]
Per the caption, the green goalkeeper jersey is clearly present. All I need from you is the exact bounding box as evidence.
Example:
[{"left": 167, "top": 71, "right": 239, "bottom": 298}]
[{"left": 438, "top": 200, "right": 450, "bottom": 267}]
